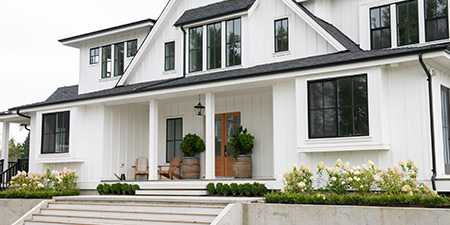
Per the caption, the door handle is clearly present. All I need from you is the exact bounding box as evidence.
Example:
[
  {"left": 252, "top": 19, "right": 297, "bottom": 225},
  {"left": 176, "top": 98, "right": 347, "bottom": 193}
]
[{"left": 224, "top": 145, "right": 227, "bottom": 157}]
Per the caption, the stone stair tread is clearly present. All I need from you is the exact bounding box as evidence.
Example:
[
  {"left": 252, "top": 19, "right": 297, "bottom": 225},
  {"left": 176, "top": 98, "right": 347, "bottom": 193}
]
[
  {"left": 24, "top": 220, "right": 110, "bottom": 225},
  {"left": 32, "top": 214, "right": 212, "bottom": 224},
  {"left": 42, "top": 207, "right": 220, "bottom": 216},
  {"left": 49, "top": 201, "right": 225, "bottom": 209}
]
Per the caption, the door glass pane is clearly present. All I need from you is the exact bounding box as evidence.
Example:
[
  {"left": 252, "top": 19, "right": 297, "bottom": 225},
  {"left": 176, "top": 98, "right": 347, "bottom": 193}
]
[
  {"left": 215, "top": 137, "right": 222, "bottom": 157},
  {"left": 215, "top": 117, "right": 222, "bottom": 157}
]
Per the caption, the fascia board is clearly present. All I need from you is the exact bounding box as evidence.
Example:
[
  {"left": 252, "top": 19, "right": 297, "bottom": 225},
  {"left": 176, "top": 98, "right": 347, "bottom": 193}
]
[
  {"left": 248, "top": 0, "right": 260, "bottom": 17},
  {"left": 281, "top": 0, "right": 347, "bottom": 51},
  {"left": 116, "top": 0, "right": 177, "bottom": 87}
]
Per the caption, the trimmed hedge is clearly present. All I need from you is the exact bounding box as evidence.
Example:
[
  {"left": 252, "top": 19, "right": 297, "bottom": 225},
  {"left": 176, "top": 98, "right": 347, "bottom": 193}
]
[
  {"left": 207, "top": 182, "right": 268, "bottom": 197},
  {"left": 264, "top": 191, "right": 450, "bottom": 208},
  {"left": 0, "top": 189, "right": 80, "bottom": 199},
  {"left": 96, "top": 183, "right": 140, "bottom": 195}
]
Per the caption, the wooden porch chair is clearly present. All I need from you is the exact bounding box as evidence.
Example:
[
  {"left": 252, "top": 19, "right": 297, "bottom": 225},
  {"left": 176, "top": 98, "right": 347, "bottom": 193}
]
[
  {"left": 158, "top": 157, "right": 182, "bottom": 180},
  {"left": 132, "top": 157, "right": 149, "bottom": 180}
]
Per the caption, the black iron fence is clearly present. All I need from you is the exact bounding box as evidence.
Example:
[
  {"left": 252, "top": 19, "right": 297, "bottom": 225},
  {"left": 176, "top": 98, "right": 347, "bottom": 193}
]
[
  {"left": 0, "top": 159, "right": 3, "bottom": 173},
  {"left": 0, "top": 158, "right": 29, "bottom": 191}
]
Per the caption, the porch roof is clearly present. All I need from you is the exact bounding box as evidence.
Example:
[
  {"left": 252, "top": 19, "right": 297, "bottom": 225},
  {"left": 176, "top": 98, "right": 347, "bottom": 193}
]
[{"left": 6, "top": 41, "right": 450, "bottom": 112}]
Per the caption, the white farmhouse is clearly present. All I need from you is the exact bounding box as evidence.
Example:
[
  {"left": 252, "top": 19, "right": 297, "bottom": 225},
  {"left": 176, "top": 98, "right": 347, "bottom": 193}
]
[{"left": 1, "top": 0, "right": 450, "bottom": 191}]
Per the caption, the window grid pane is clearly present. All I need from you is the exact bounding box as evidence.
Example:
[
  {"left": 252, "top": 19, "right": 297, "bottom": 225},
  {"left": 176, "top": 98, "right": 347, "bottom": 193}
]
[
  {"left": 90, "top": 48, "right": 99, "bottom": 64},
  {"left": 127, "top": 40, "right": 138, "bottom": 57},
  {"left": 397, "top": 0, "right": 419, "bottom": 46},
  {"left": 226, "top": 18, "right": 241, "bottom": 67},
  {"left": 207, "top": 23, "right": 222, "bottom": 70},
  {"left": 114, "top": 43, "right": 124, "bottom": 76},
  {"left": 41, "top": 112, "right": 70, "bottom": 154},
  {"left": 102, "top": 45, "right": 112, "bottom": 78},
  {"left": 370, "top": 5, "right": 391, "bottom": 49},
  {"left": 189, "top": 27, "right": 203, "bottom": 72},
  {"left": 166, "top": 118, "right": 183, "bottom": 163},
  {"left": 275, "top": 18, "right": 289, "bottom": 52},
  {"left": 425, "top": 0, "right": 449, "bottom": 41},
  {"left": 308, "top": 75, "right": 368, "bottom": 139},
  {"left": 165, "top": 42, "right": 175, "bottom": 71},
  {"left": 441, "top": 86, "right": 450, "bottom": 174}
]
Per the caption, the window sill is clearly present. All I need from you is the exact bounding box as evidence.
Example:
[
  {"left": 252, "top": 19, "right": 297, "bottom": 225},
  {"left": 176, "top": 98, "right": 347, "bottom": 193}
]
[
  {"left": 273, "top": 51, "right": 291, "bottom": 57},
  {"left": 298, "top": 136, "right": 390, "bottom": 153},
  {"left": 99, "top": 76, "right": 121, "bottom": 83},
  {"left": 35, "top": 155, "right": 85, "bottom": 164},
  {"left": 188, "top": 65, "right": 243, "bottom": 76},
  {"left": 163, "top": 70, "right": 177, "bottom": 75}
]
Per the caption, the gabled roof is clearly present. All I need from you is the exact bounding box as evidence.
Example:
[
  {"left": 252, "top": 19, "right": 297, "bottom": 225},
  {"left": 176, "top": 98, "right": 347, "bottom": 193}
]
[
  {"left": 174, "top": 0, "right": 256, "bottom": 27},
  {"left": 9, "top": 42, "right": 450, "bottom": 111}
]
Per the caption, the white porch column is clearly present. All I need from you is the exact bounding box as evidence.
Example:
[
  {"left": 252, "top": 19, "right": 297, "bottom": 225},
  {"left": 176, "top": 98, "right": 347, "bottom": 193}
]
[
  {"left": 205, "top": 92, "right": 215, "bottom": 179},
  {"left": 149, "top": 99, "right": 159, "bottom": 180},
  {"left": 1, "top": 122, "right": 10, "bottom": 171}
]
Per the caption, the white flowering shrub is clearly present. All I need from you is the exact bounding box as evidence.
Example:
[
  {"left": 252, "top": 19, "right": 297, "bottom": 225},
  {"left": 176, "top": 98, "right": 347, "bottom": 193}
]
[
  {"left": 283, "top": 158, "right": 435, "bottom": 196},
  {"left": 11, "top": 167, "right": 78, "bottom": 191}
]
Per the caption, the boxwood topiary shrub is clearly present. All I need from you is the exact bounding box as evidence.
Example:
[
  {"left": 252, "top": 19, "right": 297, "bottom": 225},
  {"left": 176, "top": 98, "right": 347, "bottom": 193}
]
[
  {"left": 252, "top": 182, "right": 268, "bottom": 196},
  {"left": 222, "top": 184, "right": 231, "bottom": 196},
  {"left": 207, "top": 182, "right": 215, "bottom": 195},
  {"left": 238, "top": 184, "right": 245, "bottom": 196},
  {"left": 243, "top": 183, "right": 253, "bottom": 197},
  {"left": 216, "top": 183, "right": 224, "bottom": 195},
  {"left": 230, "top": 183, "right": 239, "bottom": 196},
  {"left": 96, "top": 183, "right": 140, "bottom": 195}
]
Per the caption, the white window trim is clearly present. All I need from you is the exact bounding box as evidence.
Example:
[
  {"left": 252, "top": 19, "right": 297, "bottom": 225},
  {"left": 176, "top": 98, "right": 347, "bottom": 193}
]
[
  {"left": 35, "top": 107, "right": 81, "bottom": 163},
  {"left": 360, "top": 0, "right": 450, "bottom": 50},
  {"left": 273, "top": 15, "right": 291, "bottom": 54},
  {"left": 296, "top": 67, "right": 391, "bottom": 153}
]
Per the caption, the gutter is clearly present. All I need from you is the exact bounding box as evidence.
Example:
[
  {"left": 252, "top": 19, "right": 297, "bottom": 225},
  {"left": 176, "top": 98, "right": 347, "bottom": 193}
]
[
  {"left": 133, "top": 26, "right": 188, "bottom": 92},
  {"left": 419, "top": 53, "right": 437, "bottom": 191},
  {"left": 16, "top": 108, "right": 31, "bottom": 131}
]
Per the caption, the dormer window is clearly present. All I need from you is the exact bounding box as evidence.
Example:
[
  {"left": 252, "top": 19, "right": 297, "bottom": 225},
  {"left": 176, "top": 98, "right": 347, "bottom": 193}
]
[
  {"left": 90, "top": 48, "right": 99, "bottom": 64},
  {"left": 369, "top": 0, "right": 449, "bottom": 49},
  {"left": 127, "top": 39, "right": 138, "bottom": 57},
  {"left": 226, "top": 18, "right": 241, "bottom": 67},
  {"left": 114, "top": 43, "right": 124, "bottom": 76},
  {"left": 101, "top": 46, "right": 112, "bottom": 78},
  {"left": 207, "top": 22, "right": 222, "bottom": 70},
  {"left": 189, "top": 26, "right": 203, "bottom": 73}
]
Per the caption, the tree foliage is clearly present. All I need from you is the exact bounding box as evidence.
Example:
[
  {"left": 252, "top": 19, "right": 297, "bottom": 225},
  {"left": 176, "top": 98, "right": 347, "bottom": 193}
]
[{"left": 8, "top": 133, "right": 30, "bottom": 162}]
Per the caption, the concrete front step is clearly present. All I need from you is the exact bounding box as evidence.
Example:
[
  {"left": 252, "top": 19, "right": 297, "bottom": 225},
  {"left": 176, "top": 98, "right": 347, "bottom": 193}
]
[
  {"left": 136, "top": 189, "right": 208, "bottom": 196},
  {"left": 48, "top": 201, "right": 224, "bottom": 214},
  {"left": 27, "top": 214, "right": 211, "bottom": 225},
  {"left": 40, "top": 208, "right": 218, "bottom": 221}
]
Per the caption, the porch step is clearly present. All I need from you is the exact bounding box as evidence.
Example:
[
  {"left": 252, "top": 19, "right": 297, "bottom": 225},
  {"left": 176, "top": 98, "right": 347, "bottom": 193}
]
[
  {"left": 136, "top": 189, "right": 208, "bottom": 196},
  {"left": 22, "top": 198, "right": 227, "bottom": 225}
]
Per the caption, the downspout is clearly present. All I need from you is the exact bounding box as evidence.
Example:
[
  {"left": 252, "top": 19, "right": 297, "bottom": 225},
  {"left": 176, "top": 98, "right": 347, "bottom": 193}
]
[
  {"left": 419, "top": 53, "right": 437, "bottom": 191},
  {"left": 133, "top": 26, "right": 187, "bottom": 91},
  {"left": 17, "top": 108, "right": 31, "bottom": 131}
]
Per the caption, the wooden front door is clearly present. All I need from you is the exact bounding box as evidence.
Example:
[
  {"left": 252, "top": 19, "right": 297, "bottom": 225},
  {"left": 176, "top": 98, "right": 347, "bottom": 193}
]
[{"left": 215, "top": 112, "right": 241, "bottom": 177}]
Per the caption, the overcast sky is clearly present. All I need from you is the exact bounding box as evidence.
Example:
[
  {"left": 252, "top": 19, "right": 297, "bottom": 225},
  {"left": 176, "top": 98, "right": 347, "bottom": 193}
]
[{"left": 0, "top": 0, "right": 168, "bottom": 142}]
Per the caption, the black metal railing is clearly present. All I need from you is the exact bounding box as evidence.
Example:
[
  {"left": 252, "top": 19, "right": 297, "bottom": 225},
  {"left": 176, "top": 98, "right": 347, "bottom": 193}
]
[
  {"left": 0, "top": 159, "right": 3, "bottom": 173},
  {"left": 0, "top": 158, "right": 29, "bottom": 191}
]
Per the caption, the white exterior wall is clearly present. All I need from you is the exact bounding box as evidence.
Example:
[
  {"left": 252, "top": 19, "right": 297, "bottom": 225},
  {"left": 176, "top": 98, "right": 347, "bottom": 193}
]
[
  {"left": 78, "top": 27, "right": 150, "bottom": 94},
  {"left": 124, "top": 0, "right": 338, "bottom": 86}
]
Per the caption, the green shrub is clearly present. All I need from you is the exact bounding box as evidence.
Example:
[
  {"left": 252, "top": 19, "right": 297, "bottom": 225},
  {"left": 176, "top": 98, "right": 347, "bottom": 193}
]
[
  {"left": 251, "top": 182, "right": 267, "bottom": 196},
  {"left": 103, "top": 184, "right": 111, "bottom": 194},
  {"left": 230, "top": 126, "right": 255, "bottom": 158},
  {"left": 0, "top": 189, "right": 80, "bottom": 199},
  {"left": 216, "top": 183, "right": 224, "bottom": 195},
  {"left": 222, "top": 184, "right": 231, "bottom": 196},
  {"left": 132, "top": 184, "right": 140, "bottom": 194},
  {"left": 207, "top": 183, "right": 215, "bottom": 195},
  {"left": 243, "top": 183, "right": 253, "bottom": 197},
  {"left": 96, "top": 184, "right": 104, "bottom": 195},
  {"left": 230, "top": 183, "right": 239, "bottom": 196},
  {"left": 112, "top": 183, "right": 121, "bottom": 195},
  {"left": 180, "top": 133, "right": 205, "bottom": 157},
  {"left": 238, "top": 184, "right": 245, "bottom": 196}
]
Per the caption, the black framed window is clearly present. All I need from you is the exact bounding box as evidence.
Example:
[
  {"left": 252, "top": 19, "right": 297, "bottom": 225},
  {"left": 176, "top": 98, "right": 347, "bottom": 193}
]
[
  {"left": 425, "top": 0, "right": 449, "bottom": 41},
  {"left": 397, "top": 0, "right": 419, "bottom": 46},
  {"left": 41, "top": 111, "right": 70, "bottom": 154},
  {"left": 189, "top": 26, "right": 203, "bottom": 72},
  {"left": 226, "top": 18, "right": 241, "bottom": 67},
  {"left": 275, "top": 18, "right": 289, "bottom": 52},
  {"left": 114, "top": 43, "right": 124, "bottom": 76},
  {"left": 441, "top": 86, "right": 450, "bottom": 174},
  {"left": 101, "top": 45, "right": 112, "bottom": 78},
  {"left": 165, "top": 42, "right": 175, "bottom": 71},
  {"left": 127, "top": 39, "right": 138, "bottom": 57},
  {"left": 308, "top": 75, "right": 369, "bottom": 138},
  {"left": 370, "top": 5, "right": 391, "bottom": 49},
  {"left": 90, "top": 48, "right": 99, "bottom": 64},
  {"left": 166, "top": 118, "right": 182, "bottom": 163},
  {"left": 207, "top": 22, "right": 222, "bottom": 70}
]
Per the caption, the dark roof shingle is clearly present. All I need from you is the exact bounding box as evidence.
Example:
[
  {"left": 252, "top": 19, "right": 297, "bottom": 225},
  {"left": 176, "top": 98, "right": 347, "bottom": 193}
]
[{"left": 174, "top": 0, "right": 256, "bottom": 26}]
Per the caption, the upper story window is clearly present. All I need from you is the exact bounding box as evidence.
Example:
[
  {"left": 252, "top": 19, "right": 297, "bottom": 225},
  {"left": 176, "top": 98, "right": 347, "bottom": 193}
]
[
  {"left": 226, "top": 18, "right": 241, "bottom": 67},
  {"left": 308, "top": 75, "right": 369, "bottom": 139},
  {"left": 207, "top": 22, "right": 222, "bottom": 70},
  {"left": 425, "top": 0, "right": 449, "bottom": 41},
  {"left": 165, "top": 41, "right": 175, "bottom": 71},
  {"left": 370, "top": 5, "right": 391, "bottom": 49},
  {"left": 101, "top": 45, "right": 112, "bottom": 78},
  {"left": 41, "top": 111, "right": 70, "bottom": 154},
  {"left": 275, "top": 18, "right": 289, "bottom": 52},
  {"left": 127, "top": 39, "right": 138, "bottom": 57},
  {"left": 114, "top": 43, "right": 124, "bottom": 76},
  {"left": 369, "top": 0, "right": 449, "bottom": 49},
  {"left": 90, "top": 48, "right": 99, "bottom": 64},
  {"left": 397, "top": 0, "right": 419, "bottom": 46},
  {"left": 189, "top": 26, "right": 203, "bottom": 72}
]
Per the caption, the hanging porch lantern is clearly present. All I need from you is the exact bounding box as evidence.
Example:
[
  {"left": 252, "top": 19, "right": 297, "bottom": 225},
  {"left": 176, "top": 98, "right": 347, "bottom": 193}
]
[{"left": 194, "top": 95, "right": 205, "bottom": 116}]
